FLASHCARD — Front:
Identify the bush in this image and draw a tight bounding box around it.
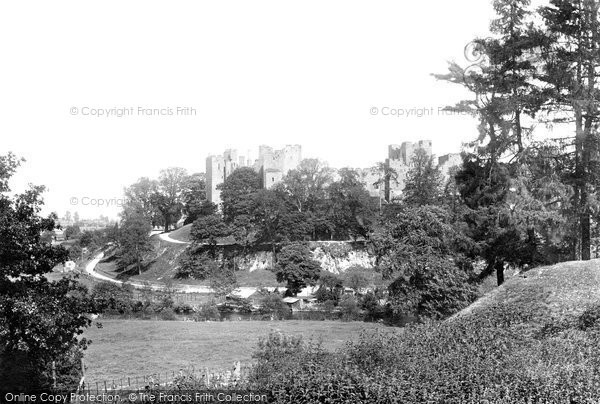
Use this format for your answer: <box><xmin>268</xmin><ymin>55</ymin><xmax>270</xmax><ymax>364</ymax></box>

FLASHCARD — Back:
<box><xmin>321</xmin><ymin>300</ymin><xmax>336</xmax><ymax>313</ymax></box>
<box><xmin>258</xmin><ymin>293</ymin><xmax>290</xmax><ymax>320</ymax></box>
<box><xmin>158</xmin><ymin>309</ymin><xmax>177</xmax><ymax>321</ymax></box>
<box><xmin>173</xmin><ymin>303</ymin><xmax>194</xmax><ymax>315</ymax></box>
<box><xmin>177</xmin><ymin>250</ymin><xmax>220</xmax><ymax>280</ymax></box>
<box><xmin>247</xmin><ymin>299</ymin><xmax>600</xmax><ymax>403</ymax></box>
<box><xmin>388</xmin><ymin>255</ymin><xmax>479</xmax><ymax>320</ymax></box>
<box><xmin>578</xmin><ymin>305</ymin><xmax>600</xmax><ymax>331</ymax></box>
<box><xmin>360</xmin><ymin>290</ymin><xmax>387</xmax><ymax>321</ymax></box>
<box><xmin>338</xmin><ymin>295</ymin><xmax>361</xmax><ymax>321</ymax></box>
<box><xmin>91</xmin><ymin>282</ymin><xmax>134</xmax><ymax>314</ymax></box>
<box><xmin>194</xmin><ymin>302</ymin><xmax>221</xmax><ymax>321</ymax></box>
<box><xmin>219</xmin><ymin>296</ymin><xmax>253</xmax><ymax>314</ymax></box>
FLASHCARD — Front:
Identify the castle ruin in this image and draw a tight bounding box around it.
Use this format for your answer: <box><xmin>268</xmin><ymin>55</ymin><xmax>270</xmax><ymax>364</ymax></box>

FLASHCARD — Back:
<box><xmin>357</xmin><ymin>140</ymin><xmax>461</xmax><ymax>201</ymax></box>
<box><xmin>206</xmin><ymin>145</ymin><xmax>302</xmax><ymax>205</ymax></box>
<box><xmin>206</xmin><ymin>141</ymin><xmax>461</xmax><ymax>206</ymax></box>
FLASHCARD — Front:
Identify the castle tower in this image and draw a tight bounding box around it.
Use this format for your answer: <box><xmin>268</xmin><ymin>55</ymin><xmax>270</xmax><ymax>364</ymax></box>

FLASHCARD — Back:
<box><xmin>206</xmin><ymin>155</ymin><xmax>225</xmax><ymax>205</ymax></box>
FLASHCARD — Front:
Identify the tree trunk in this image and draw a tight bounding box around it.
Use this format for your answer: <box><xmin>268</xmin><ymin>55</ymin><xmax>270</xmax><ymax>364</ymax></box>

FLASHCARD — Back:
<box><xmin>495</xmin><ymin>260</ymin><xmax>505</xmax><ymax>286</ymax></box>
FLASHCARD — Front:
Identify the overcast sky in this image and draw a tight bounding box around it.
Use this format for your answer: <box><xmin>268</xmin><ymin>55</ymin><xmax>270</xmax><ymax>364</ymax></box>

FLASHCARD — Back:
<box><xmin>1</xmin><ymin>1</ymin><xmax>551</xmax><ymax>219</ymax></box>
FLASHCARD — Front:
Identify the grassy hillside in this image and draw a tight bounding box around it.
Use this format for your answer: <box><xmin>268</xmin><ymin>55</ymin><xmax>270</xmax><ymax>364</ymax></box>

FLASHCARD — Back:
<box><xmin>168</xmin><ymin>224</ymin><xmax>192</xmax><ymax>242</ymax></box>
<box><xmin>94</xmin><ymin>235</ymin><xmax>284</xmax><ymax>287</ymax></box>
<box><xmin>251</xmin><ymin>259</ymin><xmax>600</xmax><ymax>403</ymax></box>
<box><xmin>453</xmin><ymin>259</ymin><xmax>600</xmax><ymax>324</ymax></box>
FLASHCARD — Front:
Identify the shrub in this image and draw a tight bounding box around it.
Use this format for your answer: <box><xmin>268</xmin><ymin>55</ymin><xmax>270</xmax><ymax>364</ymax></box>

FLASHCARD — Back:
<box><xmin>158</xmin><ymin>309</ymin><xmax>177</xmax><ymax>321</ymax></box>
<box><xmin>321</xmin><ymin>300</ymin><xmax>336</xmax><ymax>313</ymax></box>
<box><xmin>194</xmin><ymin>302</ymin><xmax>221</xmax><ymax>321</ymax></box>
<box><xmin>360</xmin><ymin>291</ymin><xmax>387</xmax><ymax>321</ymax></box>
<box><xmin>177</xmin><ymin>250</ymin><xmax>219</xmax><ymax>280</ymax></box>
<box><xmin>388</xmin><ymin>255</ymin><xmax>479</xmax><ymax>320</ymax></box>
<box><xmin>258</xmin><ymin>293</ymin><xmax>290</xmax><ymax>320</ymax></box>
<box><xmin>247</xmin><ymin>301</ymin><xmax>600</xmax><ymax>403</ymax></box>
<box><xmin>338</xmin><ymin>295</ymin><xmax>361</xmax><ymax>321</ymax></box>
<box><xmin>578</xmin><ymin>305</ymin><xmax>600</xmax><ymax>331</ymax></box>
<box><xmin>219</xmin><ymin>296</ymin><xmax>253</xmax><ymax>314</ymax></box>
<box><xmin>173</xmin><ymin>303</ymin><xmax>194</xmax><ymax>315</ymax></box>
<box><xmin>91</xmin><ymin>282</ymin><xmax>134</xmax><ymax>314</ymax></box>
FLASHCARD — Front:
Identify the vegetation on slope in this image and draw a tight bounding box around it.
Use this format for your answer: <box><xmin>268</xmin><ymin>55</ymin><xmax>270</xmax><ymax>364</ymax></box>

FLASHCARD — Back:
<box><xmin>244</xmin><ymin>260</ymin><xmax>600</xmax><ymax>403</ymax></box>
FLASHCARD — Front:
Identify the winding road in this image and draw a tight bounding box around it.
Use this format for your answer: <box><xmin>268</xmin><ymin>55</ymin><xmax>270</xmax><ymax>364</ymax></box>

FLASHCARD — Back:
<box><xmin>84</xmin><ymin>230</ymin><xmax>264</xmax><ymax>296</ymax></box>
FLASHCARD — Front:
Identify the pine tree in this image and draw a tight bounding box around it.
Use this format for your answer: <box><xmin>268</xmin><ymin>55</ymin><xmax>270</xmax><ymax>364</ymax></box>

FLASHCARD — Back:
<box><xmin>539</xmin><ymin>0</ymin><xmax>600</xmax><ymax>260</ymax></box>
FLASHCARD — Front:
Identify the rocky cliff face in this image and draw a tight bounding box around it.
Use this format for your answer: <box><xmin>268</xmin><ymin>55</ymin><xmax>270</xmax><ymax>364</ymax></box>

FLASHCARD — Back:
<box><xmin>234</xmin><ymin>242</ymin><xmax>375</xmax><ymax>274</ymax></box>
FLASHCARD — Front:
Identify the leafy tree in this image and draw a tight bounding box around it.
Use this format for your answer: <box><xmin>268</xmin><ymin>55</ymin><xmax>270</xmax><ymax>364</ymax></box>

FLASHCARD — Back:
<box><xmin>153</xmin><ymin>167</ymin><xmax>188</xmax><ymax>231</ymax></box>
<box><xmin>326</xmin><ymin>168</ymin><xmax>377</xmax><ymax>240</ymax></box>
<box><xmin>209</xmin><ymin>262</ymin><xmax>238</xmax><ymax>298</ymax></box>
<box><xmin>0</xmin><ymin>153</ymin><xmax>95</xmax><ymax>390</ymax></box>
<box><xmin>315</xmin><ymin>273</ymin><xmax>343</xmax><ymax>303</ymax></box>
<box><xmin>252</xmin><ymin>188</ymin><xmax>309</xmax><ymax>248</ymax></box>
<box><xmin>123</xmin><ymin>177</ymin><xmax>161</xmax><ymax>227</ymax></box>
<box><xmin>338</xmin><ymin>295</ymin><xmax>361</xmax><ymax>321</ymax></box>
<box><xmin>281</xmin><ymin>159</ymin><xmax>333</xmax><ymax>213</ymax></box>
<box><xmin>374</xmin><ymin>161</ymin><xmax>398</xmax><ymax>204</ymax></box>
<box><xmin>64</xmin><ymin>224</ymin><xmax>81</xmax><ymax>240</ymax></box>
<box><xmin>280</xmin><ymin>159</ymin><xmax>334</xmax><ymax>240</ymax></box>
<box><xmin>190</xmin><ymin>214</ymin><xmax>231</xmax><ymax>256</ymax></box>
<box><xmin>403</xmin><ymin>149</ymin><xmax>444</xmax><ymax>206</ymax></box>
<box><xmin>118</xmin><ymin>213</ymin><xmax>153</xmax><ymax>275</ymax></box>
<box><xmin>258</xmin><ymin>292</ymin><xmax>290</xmax><ymax>319</ymax></box>
<box><xmin>218</xmin><ymin>167</ymin><xmax>261</xmax><ymax>223</ymax></box>
<box><xmin>182</xmin><ymin>172</ymin><xmax>208</xmax><ymax>224</ymax></box>
<box><xmin>176</xmin><ymin>249</ymin><xmax>219</xmax><ymax>280</ymax></box>
<box><xmin>274</xmin><ymin>243</ymin><xmax>321</xmax><ymax>295</ymax></box>
<box><xmin>370</xmin><ymin>205</ymin><xmax>478</xmax><ymax>318</ymax></box>
<box><xmin>345</xmin><ymin>271</ymin><xmax>368</xmax><ymax>293</ymax></box>
<box><xmin>68</xmin><ymin>242</ymin><xmax>83</xmax><ymax>261</ymax></box>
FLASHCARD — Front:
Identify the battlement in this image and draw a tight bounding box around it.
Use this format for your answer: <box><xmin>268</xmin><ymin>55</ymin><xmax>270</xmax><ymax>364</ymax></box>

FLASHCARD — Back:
<box><xmin>207</xmin><ymin>145</ymin><xmax>302</xmax><ymax>205</ymax></box>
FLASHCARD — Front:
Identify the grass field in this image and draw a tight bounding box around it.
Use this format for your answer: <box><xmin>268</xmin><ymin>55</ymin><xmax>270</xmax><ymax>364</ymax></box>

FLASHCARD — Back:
<box><xmin>82</xmin><ymin>319</ymin><xmax>390</xmax><ymax>383</ymax></box>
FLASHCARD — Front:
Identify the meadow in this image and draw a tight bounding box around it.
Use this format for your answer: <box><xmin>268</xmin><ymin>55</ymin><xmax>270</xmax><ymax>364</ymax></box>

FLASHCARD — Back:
<box><xmin>82</xmin><ymin>319</ymin><xmax>389</xmax><ymax>383</ymax></box>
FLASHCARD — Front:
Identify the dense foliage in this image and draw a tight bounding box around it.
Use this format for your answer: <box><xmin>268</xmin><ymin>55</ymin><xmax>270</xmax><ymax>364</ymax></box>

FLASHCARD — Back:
<box><xmin>0</xmin><ymin>153</ymin><xmax>96</xmax><ymax>390</ymax></box>
<box><xmin>248</xmin><ymin>301</ymin><xmax>600</xmax><ymax>403</ymax></box>
<box><xmin>273</xmin><ymin>243</ymin><xmax>321</xmax><ymax>295</ymax></box>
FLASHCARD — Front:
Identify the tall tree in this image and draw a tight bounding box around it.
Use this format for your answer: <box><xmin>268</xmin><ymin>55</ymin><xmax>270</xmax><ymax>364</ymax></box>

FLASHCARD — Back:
<box><xmin>403</xmin><ymin>149</ymin><xmax>444</xmax><ymax>206</ymax></box>
<box><xmin>280</xmin><ymin>159</ymin><xmax>334</xmax><ymax>240</ymax></box>
<box><xmin>153</xmin><ymin>167</ymin><xmax>188</xmax><ymax>231</ymax></box>
<box><xmin>123</xmin><ymin>177</ymin><xmax>161</xmax><ymax>226</ymax></box>
<box><xmin>218</xmin><ymin>167</ymin><xmax>261</xmax><ymax>223</ymax></box>
<box><xmin>0</xmin><ymin>153</ymin><xmax>95</xmax><ymax>389</ymax></box>
<box><xmin>326</xmin><ymin>168</ymin><xmax>377</xmax><ymax>240</ymax></box>
<box><xmin>181</xmin><ymin>172</ymin><xmax>208</xmax><ymax>225</ymax></box>
<box><xmin>274</xmin><ymin>243</ymin><xmax>321</xmax><ymax>296</ymax></box>
<box><xmin>118</xmin><ymin>213</ymin><xmax>153</xmax><ymax>275</ymax></box>
<box><xmin>540</xmin><ymin>0</ymin><xmax>600</xmax><ymax>260</ymax></box>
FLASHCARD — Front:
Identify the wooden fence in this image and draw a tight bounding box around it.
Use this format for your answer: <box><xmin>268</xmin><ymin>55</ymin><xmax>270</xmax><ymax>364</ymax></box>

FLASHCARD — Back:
<box><xmin>79</xmin><ymin>362</ymin><xmax>253</xmax><ymax>393</ymax></box>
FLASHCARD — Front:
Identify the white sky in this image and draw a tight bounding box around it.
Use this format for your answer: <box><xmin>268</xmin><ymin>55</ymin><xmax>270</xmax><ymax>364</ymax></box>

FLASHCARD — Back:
<box><xmin>0</xmin><ymin>0</ymin><xmax>552</xmax><ymax>219</ymax></box>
